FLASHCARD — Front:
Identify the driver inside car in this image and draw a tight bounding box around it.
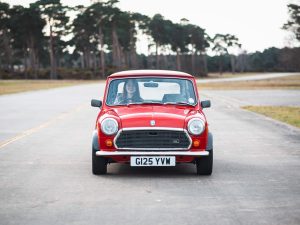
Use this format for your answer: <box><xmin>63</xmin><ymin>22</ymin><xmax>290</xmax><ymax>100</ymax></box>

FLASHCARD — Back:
<box><xmin>114</xmin><ymin>79</ymin><xmax>143</xmax><ymax>104</ymax></box>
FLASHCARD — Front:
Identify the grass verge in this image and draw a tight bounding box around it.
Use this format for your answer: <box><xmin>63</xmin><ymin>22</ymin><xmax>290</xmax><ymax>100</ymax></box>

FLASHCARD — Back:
<box><xmin>0</xmin><ymin>80</ymin><xmax>99</xmax><ymax>95</ymax></box>
<box><xmin>242</xmin><ymin>106</ymin><xmax>300</xmax><ymax>128</ymax></box>
<box><xmin>207</xmin><ymin>72</ymin><xmax>262</xmax><ymax>79</ymax></box>
<box><xmin>198</xmin><ymin>74</ymin><xmax>300</xmax><ymax>90</ymax></box>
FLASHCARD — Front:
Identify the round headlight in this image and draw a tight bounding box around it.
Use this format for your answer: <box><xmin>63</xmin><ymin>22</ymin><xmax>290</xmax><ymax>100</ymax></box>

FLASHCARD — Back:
<box><xmin>188</xmin><ymin>118</ymin><xmax>205</xmax><ymax>135</ymax></box>
<box><xmin>101</xmin><ymin>118</ymin><xmax>118</xmax><ymax>135</ymax></box>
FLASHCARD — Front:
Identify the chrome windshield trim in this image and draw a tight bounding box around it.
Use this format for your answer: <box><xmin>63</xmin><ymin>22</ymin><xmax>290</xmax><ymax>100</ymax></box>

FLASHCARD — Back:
<box><xmin>105</xmin><ymin>77</ymin><xmax>198</xmax><ymax>107</ymax></box>
<box><xmin>113</xmin><ymin>127</ymin><xmax>192</xmax><ymax>150</ymax></box>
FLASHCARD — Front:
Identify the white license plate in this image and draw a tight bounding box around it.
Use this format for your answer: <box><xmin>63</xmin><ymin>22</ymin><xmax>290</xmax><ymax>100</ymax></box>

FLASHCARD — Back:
<box><xmin>130</xmin><ymin>156</ymin><xmax>176</xmax><ymax>167</ymax></box>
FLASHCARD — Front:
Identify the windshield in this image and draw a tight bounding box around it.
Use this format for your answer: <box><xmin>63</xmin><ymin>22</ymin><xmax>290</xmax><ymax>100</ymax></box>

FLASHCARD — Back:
<box><xmin>106</xmin><ymin>77</ymin><xmax>197</xmax><ymax>106</ymax></box>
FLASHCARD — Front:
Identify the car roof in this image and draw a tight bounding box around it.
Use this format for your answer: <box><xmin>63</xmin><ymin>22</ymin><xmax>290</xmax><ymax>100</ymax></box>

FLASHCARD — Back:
<box><xmin>108</xmin><ymin>70</ymin><xmax>194</xmax><ymax>78</ymax></box>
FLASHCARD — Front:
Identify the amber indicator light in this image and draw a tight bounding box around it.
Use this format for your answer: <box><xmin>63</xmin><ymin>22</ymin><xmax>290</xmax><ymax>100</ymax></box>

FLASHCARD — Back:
<box><xmin>193</xmin><ymin>140</ymin><xmax>200</xmax><ymax>147</ymax></box>
<box><xmin>105</xmin><ymin>139</ymin><xmax>113</xmax><ymax>147</ymax></box>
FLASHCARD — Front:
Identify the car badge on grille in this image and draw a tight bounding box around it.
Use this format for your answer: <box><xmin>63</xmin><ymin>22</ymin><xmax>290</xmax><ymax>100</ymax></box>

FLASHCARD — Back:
<box><xmin>172</xmin><ymin>139</ymin><xmax>180</xmax><ymax>144</ymax></box>
<box><xmin>150</xmin><ymin>120</ymin><xmax>155</xmax><ymax>126</ymax></box>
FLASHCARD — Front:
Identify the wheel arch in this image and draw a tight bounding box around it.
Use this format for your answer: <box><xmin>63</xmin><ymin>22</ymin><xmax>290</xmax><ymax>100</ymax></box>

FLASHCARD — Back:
<box><xmin>92</xmin><ymin>130</ymin><xmax>99</xmax><ymax>151</ymax></box>
<box><xmin>206</xmin><ymin>132</ymin><xmax>213</xmax><ymax>151</ymax></box>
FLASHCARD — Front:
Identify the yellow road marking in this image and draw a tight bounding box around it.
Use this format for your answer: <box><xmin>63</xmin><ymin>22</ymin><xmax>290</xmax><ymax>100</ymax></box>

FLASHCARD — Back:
<box><xmin>0</xmin><ymin>103</ymin><xmax>87</xmax><ymax>149</ymax></box>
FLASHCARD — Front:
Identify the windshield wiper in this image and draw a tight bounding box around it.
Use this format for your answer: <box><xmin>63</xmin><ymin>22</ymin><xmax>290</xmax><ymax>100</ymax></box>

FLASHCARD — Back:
<box><xmin>139</xmin><ymin>102</ymin><xmax>164</xmax><ymax>105</ymax></box>
<box><xmin>126</xmin><ymin>102</ymin><xmax>163</xmax><ymax>106</ymax></box>
<box><xmin>163</xmin><ymin>102</ymin><xmax>193</xmax><ymax>106</ymax></box>
<box><xmin>126</xmin><ymin>102</ymin><xmax>139</xmax><ymax>106</ymax></box>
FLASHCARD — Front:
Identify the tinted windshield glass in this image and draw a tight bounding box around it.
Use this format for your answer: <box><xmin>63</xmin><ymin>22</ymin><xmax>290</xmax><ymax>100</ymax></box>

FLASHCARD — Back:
<box><xmin>106</xmin><ymin>78</ymin><xmax>197</xmax><ymax>106</ymax></box>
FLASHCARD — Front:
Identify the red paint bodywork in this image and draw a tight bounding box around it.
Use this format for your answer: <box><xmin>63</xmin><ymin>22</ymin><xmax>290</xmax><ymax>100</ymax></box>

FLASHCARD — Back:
<box><xmin>94</xmin><ymin>70</ymin><xmax>209</xmax><ymax>163</ymax></box>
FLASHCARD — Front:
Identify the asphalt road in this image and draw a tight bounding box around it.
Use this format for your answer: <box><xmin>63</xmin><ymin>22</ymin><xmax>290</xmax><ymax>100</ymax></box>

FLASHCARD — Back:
<box><xmin>197</xmin><ymin>72</ymin><xmax>299</xmax><ymax>83</ymax></box>
<box><xmin>201</xmin><ymin>89</ymin><xmax>300</xmax><ymax>107</ymax></box>
<box><xmin>0</xmin><ymin>80</ymin><xmax>300</xmax><ymax>225</ymax></box>
<box><xmin>0</xmin><ymin>83</ymin><xmax>103</xmax><ymax>143</ymax></box>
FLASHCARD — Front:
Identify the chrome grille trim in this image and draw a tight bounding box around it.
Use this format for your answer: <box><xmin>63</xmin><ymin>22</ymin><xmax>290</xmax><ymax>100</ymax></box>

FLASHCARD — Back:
<box><xmin>113</xmin><ymin>127</ymin><xmax>192</xmax><ymax>150</ymax></box>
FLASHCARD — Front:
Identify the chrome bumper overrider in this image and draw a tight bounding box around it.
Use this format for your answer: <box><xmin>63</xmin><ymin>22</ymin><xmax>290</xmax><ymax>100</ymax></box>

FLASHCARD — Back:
<box><xmin>96</xmin><ymin>151</ymin><xmax>209</xmax><ymax>156</ymax></box>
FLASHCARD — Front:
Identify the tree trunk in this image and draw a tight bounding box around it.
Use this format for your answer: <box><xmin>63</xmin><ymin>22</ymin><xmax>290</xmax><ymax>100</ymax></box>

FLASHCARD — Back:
<box><xmin>57</xmin><ymin>52</ymin><xmax>61</xmax><ymax>68</ymax></box>
<box><xmin>112</xmin><ymin>23</ymin><xmax>121</xmax><ymax>69</ymax></box>
<box><xmin>49</xmin><ymin>25</ymin><xmax>57</xmax><ymax>79</ymax></box>
<box><xmin>2</xmin><ymin>31</ymin><xmax>13</xmax><ymax>71</ymax></box>
<box><xmin>119</xmin><ymin>46</ymin><xmax>125</xmax><ymax>68</ymax></box>
<box><xmin>199</xmin><ymin>51</ymin><xmax>208</xmax><ymax>76</ymax></box>
<box><xmin>29</xmin><ymin>36</ymin><xmax>38</xmax><ymax>79</ymax></box>
<box><xmin>83</xmin><ymin>50</ymin><xmax>87</xmax><ymax>69</ymax></box>
<box><xmin>80</xmin><ymin>53</ymin><xmax>84</xmax><ymax>69</ymax></box>
<box><xmin>219</xmin><ymin>55</ymin><xmax>223</xmax><ymax>75</ymax></box>
<box><xmin>86</xmin><ymin>49</ymin><xmax>91</xmax><ymax>69</ymax></box>
<box><xmin>129</xmin><ymin>28</ymin><xmax>138</xmax><ymax>69</ymax></box>
<box><xmin>36</xmin><ymin>49</ymin><xmax>40</xmax><ymax>72</ymax></box>
<box><xmin>23</xmin><ymin>48</ymin><xmax>28</xmax><ymax>79</ymax></box>
<box><xmin>191</xmin><ymin>48</ymin><xmax>195</xmax><ymax>75</ymax></box>
<box><xmin>156</xmin><ymin>42</ymin><xmax>160</xmax><ymax>69</ymax></box>
<box><xmin>92</xmin><ymin>51</ymin><xmax>96</xmax><ymax>79</ymax></box>
<box><xmin>162</xmin><ymin>54</ymin><xmax>165</xmax><ymax>69</ymax></box>
<box><xmin>230</xmin><ymin>55</ymin><xmax>236</xmax><ymax>74</ymax></box>
<box><xmin>241</xmin><ymin>54</ymin><xmax>246</xmax><ymax>73</ymax></box>
<box><xmin>129</xmin><ymin>45</ymin><xmax>138</xmax><ymax>69</ymax></box>
<box><xmin>32</xmin><ymin>51</ymin><xmax>37</xmax><ymax>79</ymax></box>
<box><xmin>130</xmin><ymin>48</ymin><xmax>138</xmax><ymax>69</ymax></box>
<box><xmin>203</xmin><ymin>53</ymin><xmax>208</xmax><ymax>76</ymax></box>
<box><xmin>176</xmin><ymin>48</ymin><xmax>181</xmax><ymax>70</ymax></box>
<box><xmin>84</xmin><ymin>49</ymin><xmax>89</xmax><ymax>69</ymax></box>
<box><xmin>98</xmin><ymin>26</ymin><xmax>105</xmax><ymax>77</ymax></box>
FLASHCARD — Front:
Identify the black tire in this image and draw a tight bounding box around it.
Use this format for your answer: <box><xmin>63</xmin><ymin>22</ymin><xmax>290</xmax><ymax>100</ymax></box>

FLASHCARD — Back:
<box><xmin>92</xmin><ymin>150</ymin><xmax>107</xmax><ymax>175</ymax></box>
<box><xmin>196</xmin><ymin>149</ymin><xmax>213</xmax><ymax>175</ymax></box>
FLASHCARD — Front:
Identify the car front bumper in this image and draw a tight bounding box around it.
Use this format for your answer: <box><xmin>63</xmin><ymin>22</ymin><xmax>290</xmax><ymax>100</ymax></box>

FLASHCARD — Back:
<box><xmin>96</xmin><ymin>151</ymin><xmax>209</xmax><ymax>156</ymax></box>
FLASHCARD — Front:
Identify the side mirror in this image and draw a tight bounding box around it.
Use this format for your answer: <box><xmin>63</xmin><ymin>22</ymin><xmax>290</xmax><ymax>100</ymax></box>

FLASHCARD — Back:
<box><xmin>201</xmin><ymin>100</ymin><xmax>211</xmax><ymax>108</ymax></box>
<box><xmin>91</xmin><ymin>99</ymin><xmax>102</xmax><ymax>108</ymax></box>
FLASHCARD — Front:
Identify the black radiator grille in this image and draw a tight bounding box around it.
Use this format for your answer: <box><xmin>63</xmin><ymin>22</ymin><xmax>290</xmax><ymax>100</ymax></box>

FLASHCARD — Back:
<box><xmin>115</xmin><ymin>129</ymin><xmax>191</xmax><ymax>149</ymax></box>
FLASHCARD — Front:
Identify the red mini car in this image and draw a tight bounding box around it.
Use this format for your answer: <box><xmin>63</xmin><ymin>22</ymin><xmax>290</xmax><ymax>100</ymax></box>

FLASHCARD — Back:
<box><xmin>91</xmin><ymin>70</ymin><xmax>213</xmax><ymax>175</ymax></box>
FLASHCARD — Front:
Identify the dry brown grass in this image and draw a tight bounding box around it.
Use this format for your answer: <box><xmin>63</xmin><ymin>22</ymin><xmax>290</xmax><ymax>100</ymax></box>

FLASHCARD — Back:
<box><xmin>243</xmin><ymin>106</ymin><xmax>300</xmax><ymax>128</ymax></box>
<box><xmin>0</xmin><ymin>80</ymin><xmax>99</xmax><ymax>95</ymax></box>
<box><xmin>198</xmin><ymin>74</ymin><xmax>300</xmax><ymax>90</ymax></box>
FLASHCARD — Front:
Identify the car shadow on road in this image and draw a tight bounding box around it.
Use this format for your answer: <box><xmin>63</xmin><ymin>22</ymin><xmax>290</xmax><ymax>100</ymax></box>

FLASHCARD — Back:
<box><xmin>99</xmin><ymin>163</ymin><xmax>212</xmax><ymax>178</ymax></box>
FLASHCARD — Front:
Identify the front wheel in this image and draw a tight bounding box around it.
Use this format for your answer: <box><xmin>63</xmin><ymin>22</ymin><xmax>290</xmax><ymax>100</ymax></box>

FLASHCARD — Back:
<box><xmin>196</xmin><ymin>149</ymin><xmax>213</xmax><ymax>175</ymax></box>
<box><xmin>92</xmin><ymin>151</ymin><xmax>107</xmax><ymax>175</ymax></box>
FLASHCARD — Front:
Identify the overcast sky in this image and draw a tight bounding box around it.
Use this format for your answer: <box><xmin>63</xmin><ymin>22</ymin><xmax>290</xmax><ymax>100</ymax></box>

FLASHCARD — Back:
<box><xmin>3</xmin><ymin>0</ymin><xmax>298</xmax><ymax>54</ymax></box>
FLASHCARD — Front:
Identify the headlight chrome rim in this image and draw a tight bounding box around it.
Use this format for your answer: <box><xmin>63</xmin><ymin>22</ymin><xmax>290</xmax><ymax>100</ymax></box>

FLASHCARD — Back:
<box><xmin>101</xmin><ymin>118</ymin><xmax>119</xmax><ymax>135</ymax></box>
<box><xmin>187</xmin><ymin>118</ymin><xmax>205</xmax><ymax>135</ymax></box>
